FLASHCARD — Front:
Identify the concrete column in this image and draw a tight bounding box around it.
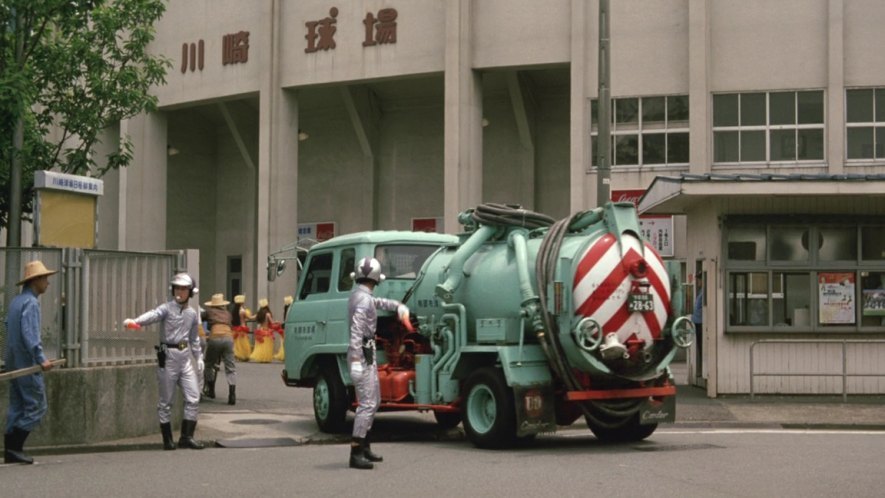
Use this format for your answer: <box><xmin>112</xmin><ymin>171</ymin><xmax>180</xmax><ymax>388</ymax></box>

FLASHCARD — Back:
<box><xmin>444</xmin><ymin>0</ymin><xmax>483</xmax><ymax>233</ymax></box>
<box><xmin>255</xmin><ymin>0</ymin><xmax>291</xmax><ymax>304</ymax></box>
<box><xmin>266</xmin><ymin>90</ymin><xmax>299</xmax><ymax>306</ymax></box>
<box><xmin>688</xmin><ymin>0</ymin><xmax>711</xmax><ymax>174</ymax></box>
<box><xmin>124</xmin><ymin>112</ymin><xmax>167</xmax><ymax>251</ymax></box>
<box><xmin>570</xmin><ymin>0</ymin><xmax>592</xmax><ymax>211</ymax></box>
<box><xmin>827</xmin><ymin>0</ymin><xmax>844</xmax><ymax>174</ymax></box>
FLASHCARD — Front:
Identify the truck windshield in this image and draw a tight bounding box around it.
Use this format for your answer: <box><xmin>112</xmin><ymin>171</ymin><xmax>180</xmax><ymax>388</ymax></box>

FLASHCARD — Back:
<box><xmin>374</xmin><ymin>245</ymin><xmax>439</xmax><ymax>280</ymax></box>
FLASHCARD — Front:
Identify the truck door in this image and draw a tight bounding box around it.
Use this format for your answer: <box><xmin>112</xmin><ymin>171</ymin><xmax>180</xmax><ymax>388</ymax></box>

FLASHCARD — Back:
<box><xmin>325</xmin><ymin>248</ymin><xmax>356</xmax><ymax>346</ymax></box>
<box><xmin>291</xmin><ymin>251</ymin><xmax>335</xmax><ymax>348</ymax></box>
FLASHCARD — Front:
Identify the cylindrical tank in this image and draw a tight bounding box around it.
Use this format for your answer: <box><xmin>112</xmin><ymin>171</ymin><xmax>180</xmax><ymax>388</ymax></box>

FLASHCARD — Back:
<box><xmin>408</xmin><ymin>204</ymin><xmax>675</xmax><ymax>381</ymax></box>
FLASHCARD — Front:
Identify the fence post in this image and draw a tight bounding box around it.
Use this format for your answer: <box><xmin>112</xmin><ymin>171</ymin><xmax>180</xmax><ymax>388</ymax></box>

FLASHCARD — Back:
<box><xmin>842</xmin><ymin>341</ymin><xmax>847</xmax><ymax>403</ymax></box>
<box><xmin>749</xmin><ymin>341</ymin><xmax>756</xmax><ymax>400</ymax></box>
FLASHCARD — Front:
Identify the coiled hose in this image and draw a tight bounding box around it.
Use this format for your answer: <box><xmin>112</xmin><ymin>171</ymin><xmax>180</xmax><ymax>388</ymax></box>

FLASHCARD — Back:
<box><xmin>470</xmin><ymin>203</ymin><xmax>556</xmax><ymax>230</ymax></box>
<box><xmin>535</xmin><ymin>211</ymin><xmax>642</xmax><ymax>428</ymax></box>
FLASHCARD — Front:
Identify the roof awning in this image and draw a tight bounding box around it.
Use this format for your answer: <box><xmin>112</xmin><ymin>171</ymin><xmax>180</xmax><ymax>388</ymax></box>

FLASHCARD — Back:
<box><xmin>638</xmin><ymin>173</ymin><xmax>885</xmax><ymax>215</ymax></box>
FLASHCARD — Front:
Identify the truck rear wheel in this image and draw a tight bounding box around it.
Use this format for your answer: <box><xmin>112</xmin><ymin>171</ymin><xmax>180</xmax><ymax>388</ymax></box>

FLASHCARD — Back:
<box><xmin>462</xmin><ymin>367</ymin><xmax>516</xmax><ymax>449</ymax></box>
<box><xmin>586</xmin><ymin>413</ymin><xmax>657</xmax><ymax>443</ymax></box>
<box><xmin>314</xmin><ymin>366</ymin><xmax>348</xmax><ymax>433</ymax></box>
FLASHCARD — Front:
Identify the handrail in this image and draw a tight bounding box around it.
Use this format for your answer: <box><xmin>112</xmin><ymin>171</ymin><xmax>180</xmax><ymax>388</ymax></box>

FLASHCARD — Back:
<box><xmin>749</xmin><ymin>339</ymin><xmax>885</xmax><ymax>401</ymax></box>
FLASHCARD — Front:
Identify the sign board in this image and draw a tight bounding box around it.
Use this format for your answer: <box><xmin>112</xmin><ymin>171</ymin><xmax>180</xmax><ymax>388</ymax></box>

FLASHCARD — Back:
<box><xmin>34</xmin><ymin>171</ymin><xmax>103</xmax><ymax>249</ymax></box>
<box><xmin>411</xmin><ymin>217</ymin><xmax>444</xmax><ymax>233</ymax></box>
<box><xmin>298</xmin><ymin>222</ymin><xmax>336</xmax><ymax>242</ymax></box>
<box><xmin>818</xmin><ymin>272</ymin><xmax>856</xmax><ymax>325</ymax></box>
<box><xmin>611</xmin><ymin>189</ymin><xmax>674</xmax><ymax>257</ymax></box>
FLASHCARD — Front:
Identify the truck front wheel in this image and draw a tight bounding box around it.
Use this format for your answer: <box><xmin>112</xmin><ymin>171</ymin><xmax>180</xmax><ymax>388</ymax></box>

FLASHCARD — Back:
<box><xmin>313</xmin><ymin>367</ymin><xmax>348</xmax><ymax>433</ymax></box>
<box><xmin>462</xmin><ymin>367</ymin><xmax>516</xmax><ymax>449</ymax></box>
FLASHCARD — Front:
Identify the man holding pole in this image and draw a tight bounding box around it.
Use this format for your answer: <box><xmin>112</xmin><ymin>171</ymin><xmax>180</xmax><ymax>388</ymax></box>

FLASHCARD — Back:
<box><xmin>4</xmin><ymin>260</ymin><xmax>57</xmax><ymax>464</ymax></box>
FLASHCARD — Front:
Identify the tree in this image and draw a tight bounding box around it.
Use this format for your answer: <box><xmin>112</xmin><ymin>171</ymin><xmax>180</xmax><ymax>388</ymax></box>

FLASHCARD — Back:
<box><xmin>0</xmin><ymin>0</ymin><xmax>170</xmax><ymax>232</ymax></box>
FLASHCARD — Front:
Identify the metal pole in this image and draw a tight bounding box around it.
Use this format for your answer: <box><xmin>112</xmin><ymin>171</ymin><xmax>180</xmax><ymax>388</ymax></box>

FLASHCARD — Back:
<box><xmin>595</xmin><ymin>0</ymin><xmax>611</xmax><ymax>207</ymax></box>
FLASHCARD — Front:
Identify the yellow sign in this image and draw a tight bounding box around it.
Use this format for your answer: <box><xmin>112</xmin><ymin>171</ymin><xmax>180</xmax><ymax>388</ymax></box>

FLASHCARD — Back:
<box><xmin>34</xmin><ymin>171</ymin><xmax>102</xmax><ymax>248</ymax></box>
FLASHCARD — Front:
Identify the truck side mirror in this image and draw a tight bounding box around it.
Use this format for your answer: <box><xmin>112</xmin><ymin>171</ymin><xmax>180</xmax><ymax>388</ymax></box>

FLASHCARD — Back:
<box><xmin>268</xmin><ymin>258</ymin><xmax>286</xmax><ymax>282</ymax></box>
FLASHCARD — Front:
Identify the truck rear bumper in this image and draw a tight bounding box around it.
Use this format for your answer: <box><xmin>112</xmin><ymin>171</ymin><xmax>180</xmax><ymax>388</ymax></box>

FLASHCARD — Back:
<box><xmin>564</xmin><ymin>384</ymin><xmax>676</xmax><ymax>401</ymax></box>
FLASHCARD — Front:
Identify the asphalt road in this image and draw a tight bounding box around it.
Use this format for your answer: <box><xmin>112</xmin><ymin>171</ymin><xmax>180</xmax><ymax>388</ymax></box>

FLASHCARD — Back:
<box><xmin>3</xmin><ymin>429</ymin><xmax>884</xmax><ymax>497</ymax></box>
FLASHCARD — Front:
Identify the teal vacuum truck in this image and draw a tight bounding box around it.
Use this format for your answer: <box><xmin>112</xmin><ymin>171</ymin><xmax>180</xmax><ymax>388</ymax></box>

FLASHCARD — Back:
<box><xmin>282</xmin><ymin>202</ymin><xmax>694</xmax><ymax>448</ymax></box>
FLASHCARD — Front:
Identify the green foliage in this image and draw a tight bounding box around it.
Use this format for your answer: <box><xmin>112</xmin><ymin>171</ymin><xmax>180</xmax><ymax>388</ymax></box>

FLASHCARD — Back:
<box><xmin>0</xmin><ymin>0</ymin><xmax>170</xmax><ymax>229</ymax></box>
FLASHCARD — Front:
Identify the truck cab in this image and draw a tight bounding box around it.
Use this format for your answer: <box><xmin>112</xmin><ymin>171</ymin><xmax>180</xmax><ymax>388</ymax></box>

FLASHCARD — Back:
<box><xmin>282</xmin><ymin>231</ymin><xmax>458</xmax><ymax>432</ymax></box>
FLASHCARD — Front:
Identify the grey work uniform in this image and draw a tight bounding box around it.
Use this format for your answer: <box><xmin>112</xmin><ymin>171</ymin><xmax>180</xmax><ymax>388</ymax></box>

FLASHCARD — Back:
<box><xmin>347</xmin><ymin>284</ymin><xmax>401</xmax><ymax>439</ymax></box>
<box><xmin>133</xmin><ymin>300</ymin><xmax>202</xmax><ymax>423</ymax></box>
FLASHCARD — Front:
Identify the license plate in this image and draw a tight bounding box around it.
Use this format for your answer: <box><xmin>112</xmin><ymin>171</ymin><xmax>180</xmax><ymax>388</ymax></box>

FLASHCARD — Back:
<box><xmin>628</xmin><ymin>293</ymin><xmax>654</xmax><ymax>312</ymax></box>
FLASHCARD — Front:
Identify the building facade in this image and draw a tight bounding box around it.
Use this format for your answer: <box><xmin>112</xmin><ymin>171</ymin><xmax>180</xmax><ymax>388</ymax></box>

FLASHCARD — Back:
<box><xmin>58</xmin><ymin>0</ymin><xmax>885</xmax><ymax>394</ymax></box>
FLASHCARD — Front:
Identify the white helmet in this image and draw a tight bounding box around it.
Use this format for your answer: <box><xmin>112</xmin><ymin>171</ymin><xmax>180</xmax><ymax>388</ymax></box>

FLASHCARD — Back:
<box><xmin>170</xmin><ymin>272</ymin><xmax>198</xmax><ymax>297</ymax></box>
<box><xmin>351</xmin><ymin>257</ymin><xmax>385</xmax><ymax>284</ymax></box>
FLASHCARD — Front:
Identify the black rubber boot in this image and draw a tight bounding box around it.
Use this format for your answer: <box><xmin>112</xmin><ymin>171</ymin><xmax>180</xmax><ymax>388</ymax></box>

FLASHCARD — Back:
<box><xmin>178</xmin><ymin>419</ymin><xmax>204</xmax><ymax>450</ymax></box>
<box><xmin>202</xmin><ymin>379</ymin><xmax>216</xmax><ymax>400</ymax></box>
<box><xmin>363</xmin><ymin>431</ymin><xmax>383</xmax><ymax>462</ymax></box>
<box><xmin>160</xmin><ymin>422</ymin><xmax>177</xmax><ymax>450</ymax></box>
<box><xmin>349</xmin><ymin>438</ymin><xmax>373</xmax><ymax>470</ymax></box>
<box><xmin>228</xmin><ymin>385</ymin><xmax>236</xmax><ymax>406</ymax></box>
<box><xmin>4</xmin><ymin>428</ymin><xmax>34</xmax><ymax>464</ymax></box>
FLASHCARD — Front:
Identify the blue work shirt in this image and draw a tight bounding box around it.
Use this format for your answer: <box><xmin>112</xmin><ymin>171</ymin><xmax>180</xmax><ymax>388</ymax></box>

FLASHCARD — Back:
<box><xmin>4</xmin><ymin>287</ymin><xmax>47</xmax><ymax>370</ymax></box>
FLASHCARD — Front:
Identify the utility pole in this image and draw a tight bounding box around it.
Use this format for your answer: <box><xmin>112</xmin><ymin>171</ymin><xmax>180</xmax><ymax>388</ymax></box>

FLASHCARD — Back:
<box><xmin>595</xmin><ymin>0</ymin><xmax>611</xmax><ymax>206</ymax></box>
<box><xmin>4</xmin><ymin>7</ymin><xmax>24</xmax><ymax>347</ymax></box>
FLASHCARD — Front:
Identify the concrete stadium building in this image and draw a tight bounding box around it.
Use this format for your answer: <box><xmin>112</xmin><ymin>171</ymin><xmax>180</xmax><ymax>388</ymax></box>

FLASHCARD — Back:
<box><xmin>22</xmin><ymin>1</ymin><xmax>885</xmax><ymax>395</ymax></box>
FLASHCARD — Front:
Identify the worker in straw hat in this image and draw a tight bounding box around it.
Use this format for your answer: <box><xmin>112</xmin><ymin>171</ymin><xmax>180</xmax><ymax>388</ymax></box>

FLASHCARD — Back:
<box><xmin>4</xmin><ymin>260</ymin><xmax>58</xmax><ymax>464</ymax></box>
<box><xmin>201</xmin><ymin>293</ymin><xmax>238</xmax><ymax>405</ymax></box>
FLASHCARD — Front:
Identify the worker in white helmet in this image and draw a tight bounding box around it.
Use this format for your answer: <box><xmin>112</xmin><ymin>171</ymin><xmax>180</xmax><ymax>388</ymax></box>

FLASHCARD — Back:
<box><xmin>124</xmin><ymin>272</ymin><xmax>204</xmax><ymax>450</ymax></box>
<box><xmin>347</xmin><ymin>257</ymin><xmax>410</xmax><ymax>470</ymax></box>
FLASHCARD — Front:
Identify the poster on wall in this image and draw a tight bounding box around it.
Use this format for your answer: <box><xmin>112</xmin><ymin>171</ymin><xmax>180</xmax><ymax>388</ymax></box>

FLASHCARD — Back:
<box><xmin>298</xmin><ymin>222</ymin><xmax>336</xmax><ymax>243</ymax></box>
<box><xmin>818</xmin><ymin>272</ymin><xmax>856</xmax><ymax>325</ymax></box>
<box><xmin>862</xmin><ymin>290</ymin><xmax>885</xmax><ymax>316</ymax></box>
<box><xmin>611</xmin><ymin>189</ymin><xmax>674</xmax><ymax>257</ymax></box>
<box><xmin>412</xmin><ymin>217</ymin><xmax>444</xmax><ymax>233</ymax></box>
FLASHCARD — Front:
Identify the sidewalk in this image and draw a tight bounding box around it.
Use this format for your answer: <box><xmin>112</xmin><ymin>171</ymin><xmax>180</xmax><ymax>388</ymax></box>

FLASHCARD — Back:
<box><xmin>29</xmin><ymin>362</ymin><xmax>885</xmax><ymax>455</ymax></box>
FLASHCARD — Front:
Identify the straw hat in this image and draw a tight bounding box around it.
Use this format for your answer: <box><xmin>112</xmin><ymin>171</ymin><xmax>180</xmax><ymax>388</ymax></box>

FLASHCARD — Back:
<box><xmin>284</xmin><ymin>295</ymin><xmax>294</xmax><ymax>306</ymax></box>
<box><xmin>234</xmin><ymin>295</ymin><xmax>246</xmax><ymax>304</ymax></box>
<box><xmin>17</xmin><ymin>260</ymin><xmax>58</xmax><ymax>286</ymax></box>
<box><xmin>258</xmin><ymin>298</ymin><xmax>269</xmax><ymax>309</ymax></box>
<box><xmin>204</xmin><ymin>293</ymin><xmax>230</xmax><ymax>307</ymax></box>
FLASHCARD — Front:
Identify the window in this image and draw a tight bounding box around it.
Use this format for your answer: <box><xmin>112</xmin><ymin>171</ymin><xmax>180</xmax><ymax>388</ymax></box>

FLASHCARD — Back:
<box><xmin>724</xmin><ymin>220</ymin><xmax>884</xmax><ymax>331</ymax></box>
<box><xmin>591</xmin><ymin>95</ymin><xmax>689</xmax><ymax>168</ymax></box>
<box><xmin>338</xmin><ymin>249</ymin><xmax>355</xmax><ymax>292</ymax></box>
<box><xmin>299</xmin><ymin>252</ymin><xmax>332</xmax><ymax>299</ymax></box>
<box><xmin>713</xmin><ymin>90</ymin><xmax>825</xmax><ymax>164</ymax></box>
<box><xmin>374</xmin><ymin>245</ymin><xmax>439</xmax><ymax>279</ymax></box>
<box><xmin>846</xmin><ymin>88</ymin><xmax>885</xmax><ymax>160</ymax></box>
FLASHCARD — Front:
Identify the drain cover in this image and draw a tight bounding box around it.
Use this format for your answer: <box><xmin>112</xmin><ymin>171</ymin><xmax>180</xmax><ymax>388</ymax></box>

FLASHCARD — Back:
<box><xmin>215</xmin><ymin>437</ymin><xmax>300</xmax><ymax>448</ymax></box>
<box><xmin>229</xmin><ymin>418</ymin><xmax>281</xmax><ymax>426</ymax></box>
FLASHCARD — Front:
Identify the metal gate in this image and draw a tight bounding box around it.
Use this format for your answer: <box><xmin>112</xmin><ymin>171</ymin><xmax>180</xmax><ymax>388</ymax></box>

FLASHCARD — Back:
<box><xmin>2</xmin><ymin>248</ymin><xmax>186</xmax><ymax>369</ymax></box>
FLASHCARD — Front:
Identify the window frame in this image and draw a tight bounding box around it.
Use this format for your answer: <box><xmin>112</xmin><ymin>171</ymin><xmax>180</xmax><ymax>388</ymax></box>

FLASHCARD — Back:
<box><xmin>590</xmin><ymin>94</ymin><xmax>690</xmax><ymax>170</ymax></box>
<box><xmin>723</xmin><ymin>217</ymin><xmax>885</xmax><ymax>333</ymax></box>
<box><xmin>712</xmin><ymin>90</ymin><xmax>826</xmax><ymax>166</ymax></box>
<box><xmin>845</xmin><ymin>87</ymin><xmax>885</xmax><ymax>163</ymax></box>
